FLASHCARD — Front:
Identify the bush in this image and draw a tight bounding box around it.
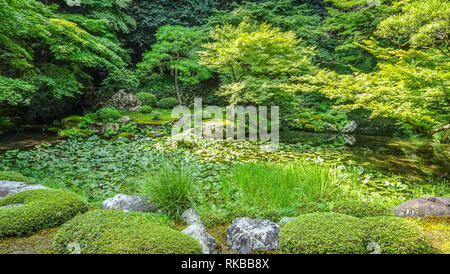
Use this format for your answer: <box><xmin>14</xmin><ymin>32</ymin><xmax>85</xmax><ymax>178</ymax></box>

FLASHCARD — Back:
<box><xmin>157</xmin><ymin>97</ymin><xmax>179</xmax><ymax>109</ymax></box>
<box><xmin>58</xmin><ymin>129</ymin><xmax>90</xmax><ymax>139</ymax></box>
<box><xmin>96</xmin><ymin>108</ymin><xmax>122</xmax><ymax>121</ymax></box>
<box><xmin>61</xmin><ymin>116</ymin><xmax>85</xmax><ymax>129</ymax></box>
<box><xmin>139</xmin><ymin>105</ymin><xmax>153</xmax><ymax>114</ymax></box>
<box><xmin>0</xmin><ymin>171</ymin><xmax>28</xmax><ymax>182</ymax></box>
<box><xmin>151</xmin><ymin>111</ymin><xmax>161</xmax><ymax>120</ymax></box>
<box><xmin>279</xmin><ymin>212</ymin><xmax>368</xmax><ymax>254</ymax></box>
<box><xmin>140</xmin><ymin>160</ymin><xmax>197</xmax><ymax>218</ymax></box>
<box><xmin>137</xmin><ymin>92</ymin><xmax>157</xmax><ymax>107</ymax></box>
<box><xmin>332</xmin><ymin>200</ymin><xmax>394</xmax><ymax>218</ymax></box>
<box><xmin>0</xmin><ymin>189</ymin><xmax>88</xmax><ymax>238</ymax></box>
<box><xmin>364</xmin><ymin>216</ymin><xmax>431</xmax><ymax>254</ymax></box>
<box><xmin>53</xmin><ymin>210</ymin><xmax>202</xmax><ymax>254</ymax></box>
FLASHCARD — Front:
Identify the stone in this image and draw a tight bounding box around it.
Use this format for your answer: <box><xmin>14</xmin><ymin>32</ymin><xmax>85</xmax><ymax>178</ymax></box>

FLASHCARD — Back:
<box><xmin>104</xmin><ymin>90</ymin><xmax>141</xmax><ymax>112</ymax></box>
<box><xmin>342</xmin><ymin>121</ymin><xmax>358</xmax><ymax>133</ymax></box>
<box><xmin>87</xmin><ymin>123</ymin><xmax>120</xmax><ymax>136</ymax></box>
<box><xmin>119</xmin><ymin>116</ymin><xmax>133</xmax><ymax>123</ymax></box>
<box><xmin>181</xmin><ymin>208</ymin><xmax>202</xmax><ymax>225</ymax></box>
<box><xmin>279</xmin><ymin>217</ymin><xmax>295</xmax><ymax>225</ymax></box>
<box><xmin>226</xmin><ymin>217</ymin><xmax>280</xmax><ymax>254</ymax></box>
<box><xmin>394</xmin><ymin>197</ymin><xmax>450</xmax><ymax>217</ymax></box>
<box><xmin>0</xmin><ymin>181</ymin><xmax>48</xmax><ymax>199</ymax></box>
<box><xmin>325</xmin><ymin>123</ymin><xmax>338</xmax><ymax>132</ymax></box>
<box><xmin>182</xmin><ymin>224</ymin><xmax>217</xmax><ymax>254</ymax></box>
<box><xmin>343</xmin><ymin>134</ymin><xmax>356</xmax><ymax>145</ymax></box>
<box><xmin>101</xmin><ymin>194</ymin><xmax>159</xmax><ymax>213</ymax></box>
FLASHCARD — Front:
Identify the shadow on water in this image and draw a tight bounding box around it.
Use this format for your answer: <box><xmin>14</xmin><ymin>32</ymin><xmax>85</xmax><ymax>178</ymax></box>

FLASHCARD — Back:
<box><xmin>281</xmin><ymin>129</ymin><xmax>449</xmax><ymax>182</ymax></box>
<box><xmin>0</xmin><ymin>132</ymin><xmax>60</xmax><ymax>151</ymax></box>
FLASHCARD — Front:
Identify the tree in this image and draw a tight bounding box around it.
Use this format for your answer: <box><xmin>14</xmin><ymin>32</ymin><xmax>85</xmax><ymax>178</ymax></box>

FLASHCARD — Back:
<box><xmin>199</xmin><ymin>21</ymin><xmax>315</xmax><ymax>105</ymax></box>
<box><xmin>136</xmin><ymin>25</ymin><xmax>211</xmax><ymax>105</ymax></box>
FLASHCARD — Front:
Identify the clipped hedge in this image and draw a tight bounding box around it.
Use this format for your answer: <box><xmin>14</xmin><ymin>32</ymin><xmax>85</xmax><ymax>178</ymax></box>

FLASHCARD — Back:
<box><xmin>332</xmin><ymin>200</ymin><xmax>393</xmax><ymax>218</ymax></box>
<box><xmin>279</xmin><ymin>212</ymin><xmax>367</xmax><ymax>254</ymax></box>
<box><xmin>0</xmin><ymin>189</ymin><xmax>88</xmax><ymax>238</ymax></box>
<box><xmin>364</xmin><ymin>216</ymin><xmax>431</xmax><ymax>254</ymax></box>
<box><xmin>157</xmin><ymin>97</ymin><xmax>179</xmax><ymax>109</ymax></box>
<box><xmin>96</xmin><ymin>108</ymin><xmax>122</xmax><ymax>121</ymax></box>
<box><xmin>139</xmin><ymin>105</ymin><xmax>153</xmax><ymax>114</ymax></box>
<box><xmin>137</xmin><ymin>92</ymin><xmax>157</xmax><ymax>107</ymax></box>
<box><xmin>53</xmin><ymin>210</ymin><xmax>202</xmax><ymax>254</ymax></box>
<box><xmin>0</xmin><ymin>171</ymin><xmax>28</xmax><ymax>182</ymax></box>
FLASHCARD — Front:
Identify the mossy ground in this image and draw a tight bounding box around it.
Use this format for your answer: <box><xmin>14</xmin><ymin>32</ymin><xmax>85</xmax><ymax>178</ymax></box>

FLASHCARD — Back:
<box><xmin>0</xmin><ymin>227</ymin><xmax>58</xmax><ymax>254</ymax></box>
<box><xmin>413</xmin><ymin>216</ymin><xmax>450</xmax><ymax>254</ymax></box>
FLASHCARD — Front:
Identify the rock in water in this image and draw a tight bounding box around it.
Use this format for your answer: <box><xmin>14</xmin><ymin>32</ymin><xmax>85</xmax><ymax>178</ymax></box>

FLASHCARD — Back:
<box><xmin>101</xmin><ymin>194</ymin><xmax>159</xmax><ymax>213</ymax></box>
<box><xmin>226</xmin><ymin>217</ymin><xmax>280</xmax><ymax>254</ymax></box>
<box><xmin>182</xmin><ymin>224</ymin><xmax>217</xmax><ymax>254</ymax></box>
<box><xmin>181</xmin><ymin>208</ymin><xmax>202</xmax><ymax>225</ymax></box>
<box><xmin>342</xmin><ymin>121</ymin><xmax>358</xmax><ymax>133</ymax></box>
<box><xmin>325</xmin><ymin>123</ymin><xmax>338</xmax><ymax>133</ymax></box>
<box><xmin>394</xmin><ymin>197</ymin><xmax>450</xmax><ymax>217</ymax></box>
<box><xmin>0</xmin><ymin>181</ymin><xmax>48</xmax><ymax>199</ymax></box>
<box><xmin>104</xmin><ymin>90</ymin><xmax>141</xmax><ymax>111</ymax></box>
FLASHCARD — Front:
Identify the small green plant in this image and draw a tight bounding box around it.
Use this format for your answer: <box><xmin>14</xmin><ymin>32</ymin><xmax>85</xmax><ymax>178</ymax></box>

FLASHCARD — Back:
<box><xmin>139</xmin><ymin>105</ymin><xmax>153</xmax><ymax>114</ymax></box>
<box><xmin>151</xmin><ymin>111</ymin><xmax>161</xmax><ymax>120</ymax></box>
<box><xmin>137</xmin><ymin>92</ymin><xmax>157</xmax><ymax>107</ymax></box>
<box><xmin>120</xmin><ymin>122</ymin><xmax>139</xmax><ymax>134</ymax></box>
<box><xmin>0</xmin><ymin>171</ymin><xmax>28</xmax><ymax>182</ymax></box>
<box><xmin>104</xmin><ymin>127</ymin><xmax>117</xmax><ymax>138</ymax></box>
<box><xmin>157</xmin><ymin>97</ymin><xmax>179</xmax><ymax>109</ymax></box>
<box><xmin>140</xmin><ymin>160</ymin><xmax>198</xmax><ymax>218</ymax></box>
<box><xmin>96</xmin><ymin>108</ymin><xmax>122</xmax><ymax>121</ymax></box>
<box><xmin>58</xmin><ymin>128</ymin><xmax>91</xmax><ymax>139</ymax></box>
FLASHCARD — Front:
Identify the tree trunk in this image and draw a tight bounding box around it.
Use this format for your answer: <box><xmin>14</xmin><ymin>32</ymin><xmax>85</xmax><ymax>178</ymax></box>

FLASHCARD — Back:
<box><xmin>174</xmin><ymin>67</ymin><xmax>182</xmax><ymax>105</ymax></box>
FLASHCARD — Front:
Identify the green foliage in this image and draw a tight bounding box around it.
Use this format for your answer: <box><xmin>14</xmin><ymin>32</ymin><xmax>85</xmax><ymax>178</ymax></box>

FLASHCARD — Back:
<box><xmin>157</xmin><ymin>98</ymin><xmax>179</xmax><ymax>109</ymax></box>
<box><xmin>332</xmin><ymin>200</ymin><xmax>394</xmax><ymax>218</ymax></box>
<box><xmin>0</xmin><ymin>189</ymin><xmax>88</xmax><ymax>238</ymax></box>
<box><xmin>53</xmin><ymin>210</ymin><xmax>202</xmax><ymax>254</ymax></box>
<box><xmin>98</xmin><ymin>68</ymin><xmax>139</xmax><ymax>102</ymax></box>
<box><xmin>0</xmin><ymin>171</ymin><xmax>28</xmax><ymax>183</ymax></box>
<box><xmin>140</xmin><ymin>160</ymin><xmax>198</xmax><ymax>219</ymax></box>
<box><xmin>151</xmin><ymin>111</ymin><xmax>162</xmax><ymax>120</ymax></box>
<box><xmin>279</xmin><ymin>212</ymin><xmax>368</xmax><ymax>254</ymax></box>
<box><xmin>61</xmin><ymin>116</ymin><xmax>86</xmax><ymax>129</ymax></box>
<box><xmin>364</xmin><ymin>216</ymin><xmax>432</xmax><ymax>254</ymax></box>
<box><xmin>58</xmin><ymin>129</ymin><xmax>91</xmax><ymax>139</ymax></box>
<box><xmin>96</xmin><ymin>108</ymin><xmax>123</xmax><ymax>121</ymax></box>
<box><xmin>136</xmin><ymin>92</ymin><xmax>157</xmax><ymax>107</ymax></box>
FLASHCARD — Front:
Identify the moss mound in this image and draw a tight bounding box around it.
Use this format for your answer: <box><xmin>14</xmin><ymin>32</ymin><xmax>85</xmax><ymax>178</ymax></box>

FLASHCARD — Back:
<box><xmin>364</xmin><ymin>216</ymin><xmax>432</xmax><ymax>254</ymax></box>
<box><xmin>0</xmin><ymin>171</ymin><xmax>28</xmax><ymax>182</ymax></box>
<box><xmin>53</xmin><ymin>210</ymin><xmax>203</xmax><ymax>254</ymax></box>
<box><xmin>0</xmin><ymin>189</ymin><xmax>88</xmax><ymax>238</ymax></box>
<box><xmin>332</xmin><ymin>200</ymin><xmax>393</xmax><ymax>218</ymax></box>
<box><xmin>279</xmin><ymin>212</ymin><xmax>367</xmax><ymax>254</ymax></box>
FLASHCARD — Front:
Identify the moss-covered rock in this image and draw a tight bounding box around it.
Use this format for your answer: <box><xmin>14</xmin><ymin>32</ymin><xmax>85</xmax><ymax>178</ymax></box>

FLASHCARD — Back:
<box><xmin>0</xmin><ymin>189</ymin><xmax>88</xmax><ymax>238</ymax></box>
<box><xmin>364</xmin><ymin>216</ymin><xmax>432</xmax><ymax>254</ymax></box>
<box><xmin>332</xmin><ymin>200</ymin><xmax>394</xmax><ymax>218</ymax></box>
<box><xmin>0</xmin><ymin>171</ymin><xmax>28</xmax><ymax>183</ymax></box>
<box><xmin>117</xmin><ymin>132</ymin><xmax>135</xmax><ymax>139</ymax></box>
<box><xmin>57</xmin><ymin>128</ymin><xmax>90</xmax><ymax>139</ymax></box>
<box><xmin>279</xmin><ymin>212</ymin><xmax>367</xmax><ymax>254</ymax></box>
<box><xmin>61</xmin><ymin>116</ymin><xmax>85</xmax><ymax>129</ymax></box>
<box><xmin>53</xmin><ymin>210</ymin><xmax>203</xmax><ymax>254</ymax></box>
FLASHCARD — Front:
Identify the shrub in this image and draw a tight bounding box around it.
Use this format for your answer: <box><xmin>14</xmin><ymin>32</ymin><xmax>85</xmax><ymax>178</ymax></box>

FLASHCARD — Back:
<box><xmin>137</xmin><ymin>92</ymin><xmax>157</xmax><ymax>107</ymax></box>
<box><xmin>364</xmin><ymin>216</ymin><xmax>431</xmax><ymax>254</ymax></box>
<box><xmin>157</xmin><ymin>97</ymin><xmax>179</xmax><ymax>109</ymax></box>
<box><xmin>139</xmin><ymin>105</ymin><xmax>153</xmax><ymax>114</ymax></box>
<box><xmin>332</xmin><ymin>200</ymin><xmax>394</xmax><ymax>218</ymax></box>
<box><xmin>61</xmin><ymin>116</ymin><xmax>85</xmax><ymax>129</ymax></box>
<box><xmin>53</xmin><ymin>210</ymin><xmax>202</xmax><ymax>254</ymax></box>
<box><xmin>96</xmin><ymin>108</ymin><xmax>122</xmax><ymax>121</ymax></box>
<box><xmin>0</xmin><ymin>171</ymin><xmax>28</xmax><ymax>182</ymax></box>
<box><xmin>151</xmin><ymin>111</ymin><xmax>161</xmax><ymax>120</ymax></box>
<box><xmin>58</xmin><ymin>129</ymin><xmax>90</xmax><ymax>139</ymax></box>
<box><xmin>0</xmin><ymin>189</ymin><xmax>88</xmax><ymax>238</ymax></box>
<box><xmin>279</xmin><ymin>212</ymin><xmax>368</xmax><ymax>254</ymax></box>
<box><xmin>140</xmin><ymin>160</ymin><xmax>197</xmax><ymax>218</ymax></box>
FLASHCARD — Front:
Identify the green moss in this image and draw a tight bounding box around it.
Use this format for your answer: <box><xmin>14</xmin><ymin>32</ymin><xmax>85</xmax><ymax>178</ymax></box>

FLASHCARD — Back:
<box><xmin>332</xmin><ymin>200</ymin><xmax>394</xmax><ymax>218</ymax></box>
<box><xmin>0</xmin><ymin>227</ymin><xmax>59</xmax><ymax>254</ymax></box>
<box><xmin>61</xmin><ymin>116</ymin><xmax>85</xmax><ymax>129</ymax></box>
<box><xmin>118</xmin><ymin>132</ymin><xmax>134</xmax><ymax>139</ymax></box>
<box><xmin>0</xmin><ymin>189</ymin><xmax>89</xmax><ymax>238</ymax></box>
<box><xmin>0</xmin><ymin>171</ymin><xmax>28</xmax><ymax>183</ymax></box>
<box><xmin>414</xmin><ymin>216</ymin><xmax>450</xmax><ymax>254</ymax></box>
<box><xmin>53</xmin><ymin>210</ymin><xmax>202</xmax><ymax>254</ymax></box>
<box><xmin>279</xmin><ymin>212</ymin><xmax>368</xmax><ymax>254</ymax></box>
<box><xmin>304</xmin><ymin>124</ymin><xmax>317</xmax><ymax>132</ymax></box>
<box><xmin>96</xmin><ymin>108</ymin><xmax>122</xmax><ymax>121</ymax></box>
<box><xmin>364</xmin><ymin>216</ymin><xmax>432</xmax><ymax>254</ymax></box>
<box><xmin>57</xmin><ymin>128</ymin><xmax>90</xmax><ymax>139</ymax></box>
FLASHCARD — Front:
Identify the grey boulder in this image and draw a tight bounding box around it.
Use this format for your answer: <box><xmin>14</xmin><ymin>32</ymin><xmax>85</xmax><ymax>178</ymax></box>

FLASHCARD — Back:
<box><xmin>181</xmin><ymin>208</ymin><xmax>202</xmax><ymax>225</ymax></box>
<box><xmin>101</xmin><ymin>194</ymin><xmax>159</xmax><ymax>213</ymax></box>
<box><xmin>104</xmin><ymin>90</ymin><xmax>141</xmax><ymax>112</ymax></box>
<box><xmin>342</xmin><ymin>121</ymin><xmax>358</xmax><ymax>133</ymax></box>
<box><xmin>182</xmin><ymin>224</ymin><xmax>217</xmax><ymax>254</ymax></box>
<box><xmin>0</xmin><ymin>181</ymin><xmax>48</xmax><ymax>199</ymax></box>
<box><xmin>226</xmin><ymin>217</ymin><xmax>280</xmax><ymax>254</ymax></box>
<box><xmin>394</xmin><ymin>197</ymin><xmax>450</xmax><ymax>217</ymax></box>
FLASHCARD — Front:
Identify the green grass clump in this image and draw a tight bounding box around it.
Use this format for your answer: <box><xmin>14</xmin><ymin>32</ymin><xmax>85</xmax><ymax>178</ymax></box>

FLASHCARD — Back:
<box><xmin>53</xmin><ymin>210</ymin><xmax>202</xmax><ymax>254</ymax></box>
<box><xmin>332</xmin><ymin>200</ymin><xmax>394</xmax><ymax>218</ymax></box>
<box><xmin>61</xmin><ymin>115</ymin><xmax>85</xmax><ymax>129</ymax></box>
<box><xmin>157</xmin><ymin>97</ymin><xmax>178</xmax><ymax>109</ymax></box>
<box><xmin>139</xmin><ymin>105</ymin><xmax>153</xmax><ymax>114</ymax></box>
<box><xmin>137</xmin><ymin>92</ymin><xmax>157</xmax><ymax>107</ymax></box>
<box><xmin>0</xmin><ymin>189</ymin><xmax>88</xmax><ymax>238</ymax></box>
<box><xmin>363</xmin><ymin>216</ymin><xmax>431</xmax><ymax>254</ymax></box>
<box><xmin>279</xmin><ymin>212</ymin><xmax>367</xmax><ymax>254</ymax></box>
<box><xmin>0</xmin><ymin>171</ymin><xmax>28</xmax><ymax>182</ymax></box>
<box><xmin>221</xmin><ymin>162</ymin><xmax>343</xmax><ymax>210</ymax></box>
<box><xmin>140</xmin><ymin>160</ymin><xmax>197</xmax><ymax>218</ymax></box>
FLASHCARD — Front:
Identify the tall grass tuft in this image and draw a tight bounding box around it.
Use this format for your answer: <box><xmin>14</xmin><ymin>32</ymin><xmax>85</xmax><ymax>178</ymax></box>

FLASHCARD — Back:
<box><xmin>221</xmin><ymin>161</ymin><xmax>344</xmax><ymax>210</ymax></box>
<box><xmin>141</xmin><ymin>159</ymin><xmax>197</xmax><ymax>219</ymax></box>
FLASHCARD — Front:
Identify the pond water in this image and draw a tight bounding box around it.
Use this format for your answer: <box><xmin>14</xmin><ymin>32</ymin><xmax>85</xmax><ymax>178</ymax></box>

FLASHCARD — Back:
<box><xmin>0</xmin><ymin>132</ymin><xmax>60</xmax><ymax>151</ymax></box>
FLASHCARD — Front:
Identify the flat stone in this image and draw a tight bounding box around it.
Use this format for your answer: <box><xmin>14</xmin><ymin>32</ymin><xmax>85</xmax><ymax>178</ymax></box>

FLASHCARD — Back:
<box><xmin>101</xmin><ymin>194</ymin><xmax>160</xmax><ymax>213</ymax></box>
<box><xmin>394</xmin><ymin>197</ymin><xmax>450</xmax><ymax>217</ymax></box>
<box><xmin>0</xmin><ymin>181</ymin><xmax>48</xmax><ymax>199</ymax></box>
